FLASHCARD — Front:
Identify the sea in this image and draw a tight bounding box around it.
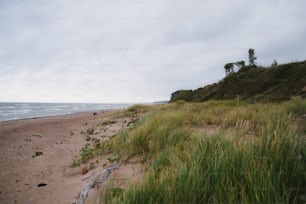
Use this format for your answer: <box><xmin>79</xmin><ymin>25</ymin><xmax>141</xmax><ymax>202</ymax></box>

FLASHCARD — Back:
<box><xmin>0</xmin><ymin>102</ymin><xmax>132</xmax><ymax>122</ymax></box>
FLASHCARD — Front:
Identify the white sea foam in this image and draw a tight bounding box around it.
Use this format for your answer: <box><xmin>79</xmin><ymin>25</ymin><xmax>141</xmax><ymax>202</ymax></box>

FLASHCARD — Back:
<box><xmin>0</xmin><ymin>102</ymin><xmax>132</xmax><ymax>122</ymax></box>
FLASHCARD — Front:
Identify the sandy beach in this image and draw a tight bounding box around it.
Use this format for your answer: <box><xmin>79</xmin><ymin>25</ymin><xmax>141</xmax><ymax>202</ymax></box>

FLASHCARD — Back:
<box><xmin>0</xmin><ymin>110</ymin><xmax>140</xmax><ymax>204</ymax></box>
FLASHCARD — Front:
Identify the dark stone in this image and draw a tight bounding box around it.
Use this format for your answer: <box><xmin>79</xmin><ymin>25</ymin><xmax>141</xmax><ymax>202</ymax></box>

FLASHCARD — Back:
<box><xmin>35</xmin><ymin>152</ymin><xmax>43</xmax><ymax>157</ymax></box>
<box><xmin>82</xmin><ymin>166</ymin><xmax>88</xmax><ymax>175</ymax></box>
<box><xmin>37</xmin><ymin>183</ymin><xmax>47</xmax><ymax>187</ymax></box>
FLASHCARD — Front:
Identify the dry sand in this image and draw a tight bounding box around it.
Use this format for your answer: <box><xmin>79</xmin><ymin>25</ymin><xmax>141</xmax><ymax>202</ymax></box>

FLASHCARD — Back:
<box><xmin>0</xmin><ymin>110</ymin><xmax>142</xmax><ymax>204</ymax></box>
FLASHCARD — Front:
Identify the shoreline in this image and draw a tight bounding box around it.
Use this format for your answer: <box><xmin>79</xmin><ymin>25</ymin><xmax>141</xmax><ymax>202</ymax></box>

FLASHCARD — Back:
<box><xmin>0</xmin><ymin>109</ymin><xmax>116</xmax><ymax>123</ymax></box>
<box><xmin>0</xmin><ymin>109</ymin><xmax>128</xmax><ymax>204</ymax></box>
<box><xmin>0</xmin><ymin>102</ymin><xmax>133</xmax><ymax>123</ymax></box>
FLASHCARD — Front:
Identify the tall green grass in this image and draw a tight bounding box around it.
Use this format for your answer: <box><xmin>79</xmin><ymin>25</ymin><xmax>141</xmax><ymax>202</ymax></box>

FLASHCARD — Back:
<box><xmin>99</xmin><ymin>100</ymin><xmax>306</xmax><ymax>203</ymax></box>
<box><xmin>128</xmin><ymin>111</ymin><xmax>191</xmax><ymax>156</ymax></box>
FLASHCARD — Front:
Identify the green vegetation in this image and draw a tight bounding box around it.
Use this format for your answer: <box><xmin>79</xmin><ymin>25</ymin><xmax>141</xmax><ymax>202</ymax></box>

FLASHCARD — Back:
<box><xmin>224</xmin><ymin>61</ymin><xmax>245</xmax><ymax>76</ymax></box>
<box><xmin>94</xmin><ymin>100</ymin><xmax>306</xmax><ymax>203</ymax></box>
<box><xmin>70</xmin><ymin>158</ymin><xmax>81</xmax><ymax>168</ymax></box>
<box><xmin>272</xmin><ymin>59</ymin><xmax>278</xmax><ymax>67</ymax></box>
<box><xmin>98</xmin><ymin>120</ymin><xmax>117</xmax><ymax>126</ymax></box>
<box><xmin>86</xmin><ymin>56</ymin><xmax>306</xmax><ymax>203</ymax></box>
<box><xmin>224</xmin><ymin>62</ymin><xmax>235</xmax><ymax>75</ymax></box>
<box><xmin>171</xmin><ymin>60</ymin><xmax>306</xmax><ymax>102</ymax></box>
<box><xmin>248</xmin><ymin>48</ymin><xmax>257</xmax><ymax>66</ymax></box>
<box><xmin>70</xmin><ymin>105</ymin><xmax>150</xmax><ymax>166</ymax></box>
<box><xmin>224</xmin><ymin>49</ymin><xmax>253</xmax><ymax>76</ymax></box>
<box><xmin>81</xmin><ymin>127</ymin><xmax>95</xmax><ymax>135</ymax></box>
<box><xmin>125</xmin><ymin>104</ymin><xmax>150</xmax><ymax>116</ymax></box>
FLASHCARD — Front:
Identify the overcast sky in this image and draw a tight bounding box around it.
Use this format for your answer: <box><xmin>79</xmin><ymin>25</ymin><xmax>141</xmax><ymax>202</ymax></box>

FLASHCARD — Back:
<box><xmin>0</xmin><ymin>0</ymin><xmax>305</xmax><ymax>103</ymax></box>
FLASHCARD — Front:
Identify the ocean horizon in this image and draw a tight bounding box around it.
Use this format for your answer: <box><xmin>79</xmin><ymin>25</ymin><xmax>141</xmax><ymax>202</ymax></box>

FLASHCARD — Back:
<box><xmin>0</xmin><ymin>102</ymin><xmax>133</xmax><ymax>122</ymax></box>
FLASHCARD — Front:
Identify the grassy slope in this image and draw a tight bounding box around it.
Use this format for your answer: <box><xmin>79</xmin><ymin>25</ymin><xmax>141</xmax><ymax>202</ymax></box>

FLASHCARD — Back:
<box><xmin>90</xmin><ymin>100</ymin><xmax>306</xmax><ymax>203</ymax></box>
<box><xmin>171</xmin><ymin>61</ymin><xmax>306</xmax><ymax>102</ymax></box>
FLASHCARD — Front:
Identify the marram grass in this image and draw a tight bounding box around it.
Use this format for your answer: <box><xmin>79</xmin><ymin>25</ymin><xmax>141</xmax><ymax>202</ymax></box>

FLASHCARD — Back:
<box><xmin>99</xmin><ymin>100</ymin><xmax>306</xmax><ymax>204</ymax></box>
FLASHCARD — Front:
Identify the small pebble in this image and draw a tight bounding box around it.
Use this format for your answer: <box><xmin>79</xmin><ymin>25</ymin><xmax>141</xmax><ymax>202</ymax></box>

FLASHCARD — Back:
<box><xmin>37</xmin><ymin>183</ymin><xmax>47</xmax><ymax>187</ymax></box>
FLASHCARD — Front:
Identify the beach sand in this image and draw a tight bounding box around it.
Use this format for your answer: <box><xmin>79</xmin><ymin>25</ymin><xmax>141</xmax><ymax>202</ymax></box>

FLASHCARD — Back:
<box><xmin>0</xmin><ymin>110</ymin><xmax>139</xmax><ymax>204</ymax></box>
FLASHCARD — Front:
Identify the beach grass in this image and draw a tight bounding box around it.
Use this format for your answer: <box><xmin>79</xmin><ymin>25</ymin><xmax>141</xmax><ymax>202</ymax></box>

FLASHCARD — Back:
<box><xmin>88</xmin><ymin>99</ymin><xmax>305</xmax><ymax>203</ymax></box>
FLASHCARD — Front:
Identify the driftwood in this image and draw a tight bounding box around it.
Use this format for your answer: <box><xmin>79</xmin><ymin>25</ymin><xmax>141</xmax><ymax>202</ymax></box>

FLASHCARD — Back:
<box><xmin>95</xmin><ymin>161</ymin><xmax>123</xmax><ymax>187</ymax></box>
<box><xmin>76</xmin><ymin>161</ymin><xmax>123</xmax><ymax>204</ymax></box>
<box><xmin>77</xmin><ymin>180</ymin><xmax>94</xmax><ymax>204</ymax></box>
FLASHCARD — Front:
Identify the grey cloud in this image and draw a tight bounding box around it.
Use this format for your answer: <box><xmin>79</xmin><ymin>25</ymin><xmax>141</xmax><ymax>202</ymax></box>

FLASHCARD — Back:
<box><xmin>0</xmin><ymin>0</ymin><xmax>305</xmax><ymax>102</ymax></box>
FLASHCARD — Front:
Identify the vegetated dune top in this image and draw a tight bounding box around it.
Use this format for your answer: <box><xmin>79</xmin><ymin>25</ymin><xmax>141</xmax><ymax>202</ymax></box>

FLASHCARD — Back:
<box><xmin>171</xmin><ymin>60</ymin><xmax>306</xmax><ymax>102</ymax></box>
